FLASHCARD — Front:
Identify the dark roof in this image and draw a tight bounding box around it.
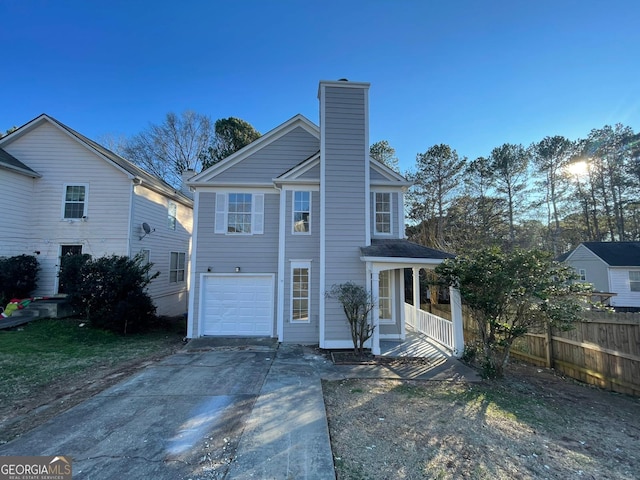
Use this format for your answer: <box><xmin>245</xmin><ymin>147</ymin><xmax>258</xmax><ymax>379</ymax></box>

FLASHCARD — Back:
<box><xmin>581</xmin><ymin>242</ymin><xmax>640</xmax><ymax>266</ymax></box>
<box><xmin>0</xmin><ymin>147</ymin><xmax>40</xmax><ymax>177</ymax></box>
<box><xmin>360</xmin><ymin>239</ymin><xmax>454</xmax><ymax>260</ymax></box>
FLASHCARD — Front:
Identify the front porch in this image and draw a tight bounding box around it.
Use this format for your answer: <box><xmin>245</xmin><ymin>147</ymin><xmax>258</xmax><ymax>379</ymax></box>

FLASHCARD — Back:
<box><xmin>380</xmin><ymin>325</ymin><xmax>452</xmax><ymax>362</ymax></box>
<box><xmin>360</xmin><ymin>239</ymin><xmax>464</xmax><ymax>357</ymax></box>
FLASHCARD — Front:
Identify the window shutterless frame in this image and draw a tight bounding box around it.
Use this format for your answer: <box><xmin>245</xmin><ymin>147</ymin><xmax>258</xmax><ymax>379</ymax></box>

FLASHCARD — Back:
<box><xmin>62</xmin><ymin>184</ymin><xmax>89</xmax><ymax>219</ymax></box>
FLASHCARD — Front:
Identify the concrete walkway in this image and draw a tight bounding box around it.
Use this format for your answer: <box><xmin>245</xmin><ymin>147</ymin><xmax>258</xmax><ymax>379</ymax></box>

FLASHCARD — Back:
<box><xmin>0</xmin><ymin>338</ymin><xmax>480</xmax><ymax>480</ymax></box>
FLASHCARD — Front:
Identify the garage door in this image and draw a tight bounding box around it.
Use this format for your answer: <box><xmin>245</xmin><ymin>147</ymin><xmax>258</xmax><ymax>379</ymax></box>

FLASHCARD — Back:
<box><xmin>201</xmin><ymin>275</ymin><xmax>274</xmax><ymax>336</ymax></box>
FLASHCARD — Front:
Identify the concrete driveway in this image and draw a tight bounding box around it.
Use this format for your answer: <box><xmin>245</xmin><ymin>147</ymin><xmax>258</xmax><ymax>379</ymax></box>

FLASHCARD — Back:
<box><xmin>0</xmin><ymin>338</ymin><xmax>336</xmax><ymax>479</ymax></box>
<box><xmin>0</xmin><ymin>337</ymin><xmax>479</xmax><ymax>479</ymax></box>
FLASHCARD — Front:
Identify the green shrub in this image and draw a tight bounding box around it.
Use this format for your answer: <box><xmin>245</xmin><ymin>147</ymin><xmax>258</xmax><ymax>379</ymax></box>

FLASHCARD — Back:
<box><xmin>60</xmin><ymin>253</ymin><xmax>159</xmax><ymax>334</ymax></box>
<box><xmin>0</xmin><ymin>254</ymin><xmax>39</xmax><ymax>306</ymax></box>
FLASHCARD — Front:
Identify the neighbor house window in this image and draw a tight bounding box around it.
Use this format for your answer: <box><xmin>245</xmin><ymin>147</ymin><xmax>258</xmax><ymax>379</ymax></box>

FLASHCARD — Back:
<box><xmin>379</xmin><ymin>270</ymin><xmax>393</xmax><ymax>323</ymax></box>
<box><xmin>578</xmin><ymin>269</ymin><xmax>587</xmax><ymax>281</ymax></box>
<box><xmin>630</xmin><ymin>271</ymin><xmax>640</xmax><ymax>292</ymax></box>
<box><xmin>375</xmin><ymin>192</ymin><xmax>391</xmax><ymax>234</ymax></box>
<box><xmin>215</xmin><ymin>193</ymin><xmax>264</xmax><ymax>235</ymax></box>
<box><xmin>170</xmin><ymin>252</ymin><xmax>186</xmax><ymax>283</ymax></box>
<box><xmin>293</xmin><ymin>191</ymin><xmax>311</xmax><ymax>234</ymax></box>
<box><xmin>291</xmin><ymin>261</ymin><xmax>310</xmax><ymax>322</ymax></box>
<box><xmin>63</xmin><ymin>184</ymin><xmax>87</xmax><ymax>219</ymax></box>
<box><xmin>168</xmin><ymin>202</ymin><xmax>177</xmax><ymax>230</ymax></box>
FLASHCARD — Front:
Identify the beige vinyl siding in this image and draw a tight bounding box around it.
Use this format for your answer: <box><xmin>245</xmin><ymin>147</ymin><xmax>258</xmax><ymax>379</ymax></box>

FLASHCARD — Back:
<box><xmin>3</xmin><ymin>122</ymin><xmax>131</xmax><ymax>296</ymax></box>
<box><xmin>0</xmin><ymin>170</ymin><xmax>36</xmax><ymax>256</ymax></box>
<box><xmin>213</xmin><ymin>127</ymin><xmax>319</xmax><ymax>184</ymax></box>
<box><xmin>190</xmin><ymin>190</ymin><xmax>280</xmax><ymax>336</ymax></box>
<box><xmin>323</xmin><ymin>85</ymin><xmax>368</xmax><ymax>342</ymax></box>
<box><xmin>132</xmin><ymin>185</ymin><xmax>193</xmax><ymax>316</ymax></box>
<box><xmin>609</xmin><ymin>268</ymin><xmax>640</xmax><ymax>308</ymax></box>
<box><xmin>283</xmin><ymin>190</ymin><xmax>320</xmax><ymax>343</ymax></box>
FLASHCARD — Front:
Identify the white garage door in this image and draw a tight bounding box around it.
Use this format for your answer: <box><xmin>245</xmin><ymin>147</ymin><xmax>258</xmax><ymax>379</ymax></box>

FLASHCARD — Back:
<box><xmin>201</xmin><ymin>275</ymin><xmax>274</xmax><ymax>336</ymax></box>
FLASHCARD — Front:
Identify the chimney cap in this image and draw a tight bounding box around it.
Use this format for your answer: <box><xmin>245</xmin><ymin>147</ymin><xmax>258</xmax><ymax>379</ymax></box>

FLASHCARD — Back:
<box><xmin>338</xmin><ymin>78</ymin><xmax>349</xmax><ymax>82</ymax></box>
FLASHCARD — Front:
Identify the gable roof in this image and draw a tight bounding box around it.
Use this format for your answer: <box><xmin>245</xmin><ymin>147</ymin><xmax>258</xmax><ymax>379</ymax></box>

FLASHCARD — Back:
<box><xmin>580</xmin><ymin>242</ymin><xmax>640</xmax><ymax>267</ymax></box>
<box><xmin>0</xmin><ymin>114</ymin><xmax>193</xmax><ymax>207</ymax></box>
<box><xmin>369</xmin><ymin>159</ymin><xmax>412</xmax><ymax>187</ymax></box>
<box><xmin>189</xmin><ymin>114</ymin><xmax>320</xmax><ymax>185</ymax></box>
<box><xmin>0</xmin><ymin>147</ymin><xmax>41</xmax><ymax>177</ymax></box>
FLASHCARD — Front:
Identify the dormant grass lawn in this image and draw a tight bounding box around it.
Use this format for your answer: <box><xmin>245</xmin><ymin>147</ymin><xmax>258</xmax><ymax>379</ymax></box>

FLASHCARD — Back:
<box><xmin>0</xmin><ymin>317</ymin><xmax>184</xmax><ymax>441</ymax></box>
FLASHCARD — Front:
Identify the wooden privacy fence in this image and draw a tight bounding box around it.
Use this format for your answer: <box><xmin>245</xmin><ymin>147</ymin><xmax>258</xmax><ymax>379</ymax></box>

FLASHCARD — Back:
<box><xmin>426</xmin><ymin>304</ymin><xmax>640</xmax><ymax>396</ymax></box>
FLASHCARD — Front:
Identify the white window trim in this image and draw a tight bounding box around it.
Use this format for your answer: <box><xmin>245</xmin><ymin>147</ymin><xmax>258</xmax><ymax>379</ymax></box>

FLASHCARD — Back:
<box><xmin>62</xmin><ymin>183</ymin><xmax>89</xmax><ymax>220</ymax></box>
<box><xmin>292</xmin><ymin>190</ymin><xmax>311</xmax><ymax>235</ymax></box>
<box><xmin>290</xmin><ymin>260</ymin><xmax>311</xmax><ymax>324</ymax></box>
<box><xmin>578</xmin><ymin>268</ymin><xmax>587</xmax><ymax>282</ymax></box>
<box><xmin>168</xmin><ymin>202</ymin><xmax>177</xmax><ymax>230</ymax></box>
<box><xmin>378</xmin><ymin>270</ymin><xmax>395</xmax><ymax>325</ymax></box>
<box><xmin>374</xmin><ymin>192</ymin><xmax>393</xmax><ymax>236</ymax></box>
<box><xmin>169</xmin><ymin>251</ymin><xmax>186</xmax><ymax>283</ymax></box>
<box><xmin>215</xmin><ymin>192</ymin><xmax>265</xmax><ymax>235</ymax></box>
<box><xmin>629</xmin><ymin>270</ymin><xmax>640</xmax><ymax>292</ymax></box>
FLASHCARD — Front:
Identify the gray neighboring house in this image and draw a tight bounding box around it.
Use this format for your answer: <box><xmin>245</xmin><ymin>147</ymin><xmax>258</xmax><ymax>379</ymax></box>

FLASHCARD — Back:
<box><xmin>559</xmin><ymin>241</ymin><xmax>640</xmax><ymax>309</ymax></box>
<box><xmin>187</xmin><ymin>79</ymin><xmax>455</xmax><ymax>353</ymax></box>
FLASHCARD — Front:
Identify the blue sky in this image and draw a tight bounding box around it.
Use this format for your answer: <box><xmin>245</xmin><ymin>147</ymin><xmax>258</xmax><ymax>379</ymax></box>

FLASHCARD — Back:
<box><xmin>2</xmin><ymin>0</ymin><xmax>639</xmax><ymax>173</ymax></box>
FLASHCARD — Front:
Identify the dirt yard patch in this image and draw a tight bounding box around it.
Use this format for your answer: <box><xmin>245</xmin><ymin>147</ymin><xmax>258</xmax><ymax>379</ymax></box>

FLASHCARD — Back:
<box><xmin>323</xmin><ymin>362</ymin><xmax>639</xmax><ymax>480</ymax></box>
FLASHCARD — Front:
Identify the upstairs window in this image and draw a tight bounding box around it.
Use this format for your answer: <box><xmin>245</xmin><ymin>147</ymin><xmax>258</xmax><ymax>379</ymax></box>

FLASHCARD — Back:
<box><xmin>170</xmin><ymin>252</ymin><xmax>186</xmax><ymax>283</ymax></box>
<box><xmin>630</xmin><ymin>271</ymin><xmax>640</xmax><ymax>292</ymax></box>
<box><xmin>63</xmin><ymin>184</ymin><xmax>87</xmax><ymax>219</ymax></box>
<box><xmin>215</xmin><ymin>193</ymin><xmax>264</xmax><ymax>235</ymax></box>
<box><xmin>168</xmin><ymin>202</ymin><xmax>177</xmax><ymax>230</ymax></box>
<box><xmin>578</xmin><ymin>269</ymin><xmax>587</xmax><ymax>281</ymax></box>
<box><xmin>293</xmin><ymin>191</ymin><xmax>311</xmax><ymax>234</ymax></box>
<box><xmin>375</xmin><ymin>192</ymin><xmax>391</xmax><ymax>234</ymax></box>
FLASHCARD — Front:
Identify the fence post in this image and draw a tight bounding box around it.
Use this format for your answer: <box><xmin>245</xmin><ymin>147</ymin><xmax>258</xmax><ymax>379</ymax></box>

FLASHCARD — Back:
<box><xmin>449</xmin><ymin>286</ymin><xmax>464</xmax><ymax>358</ymax></box>
<box><xmin>544</xmin><ymin>322</ymin><xmax>554</xmax><ymax>368</ymax></box>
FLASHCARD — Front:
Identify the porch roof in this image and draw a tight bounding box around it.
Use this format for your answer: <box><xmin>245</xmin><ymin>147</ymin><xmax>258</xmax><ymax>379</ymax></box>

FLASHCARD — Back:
<box><xmin>360</xmin><ymin>239</ymin><xmax>454</xmax><ymax>266</ymax></box>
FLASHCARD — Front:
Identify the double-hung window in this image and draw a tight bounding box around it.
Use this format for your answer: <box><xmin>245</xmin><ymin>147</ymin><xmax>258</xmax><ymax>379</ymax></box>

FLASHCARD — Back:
<box><xmin>215</xmin><ymin>193</ymin><xmax>264</xmax><ymax>235</ymax></box>
<box><xmin>630</xmin><ymin>271</ymin><xmax>640</xmax><ymax>292</ymax></box>
<box><xmin>293</xmin><ymin>191</ymin><xmax>311</xmax><ymax>234</ymax></box>
<box><xmin>168</xmin><ymin>202</ymin><xmax>177</xmax><ymax>230</ymax></box>
<box><xmin>63</xmin><ymin>184</ymin><xmax>88</xmax><ymax>219</ymax></box>
<box><xmin>375</xmin><ymin>192</ymin><xmax>391</xmax><ymax>234</ymax></box>
<box><xmin>291</xmin><ymin>261</ymin><xmax>310</xmax><ymax>322</ymax></box>
<box><xmin>170</xmin><ymin>252</ymin><xmax>186</xmax><ymax>283</ymax></box>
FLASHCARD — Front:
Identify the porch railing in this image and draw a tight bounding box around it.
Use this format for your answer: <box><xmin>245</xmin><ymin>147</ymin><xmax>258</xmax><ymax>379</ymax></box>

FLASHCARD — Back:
<box><xmin>404</xmin><ymin>302</ymin><xmax>454</xmax><ymax>352</ymax></box>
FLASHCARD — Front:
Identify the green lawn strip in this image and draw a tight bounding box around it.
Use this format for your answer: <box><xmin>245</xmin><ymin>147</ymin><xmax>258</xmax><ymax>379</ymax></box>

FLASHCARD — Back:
<box><xmin>0</xmin><ymin>318</ymin><xmax>182</xmax><ymax>405</ymax></box>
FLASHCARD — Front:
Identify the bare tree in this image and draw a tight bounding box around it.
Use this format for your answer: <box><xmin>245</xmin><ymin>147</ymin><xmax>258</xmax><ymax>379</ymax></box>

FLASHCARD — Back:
<box><xmin>123</xmin><ymin>111</ymin><xmax>214</xmax><ymax>187</ymax></box>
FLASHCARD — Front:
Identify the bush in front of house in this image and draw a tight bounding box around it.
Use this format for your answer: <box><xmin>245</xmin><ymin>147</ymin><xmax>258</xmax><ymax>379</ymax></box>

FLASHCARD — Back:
<box><xmin>0</xmin><ymin>254</ymin><xmax>39</xmax><ymax>306</ymax></box>
<box><xmin>60</xmin><ymin>253</ymin><xmax>159</xmax><ymax>334</ymax></box>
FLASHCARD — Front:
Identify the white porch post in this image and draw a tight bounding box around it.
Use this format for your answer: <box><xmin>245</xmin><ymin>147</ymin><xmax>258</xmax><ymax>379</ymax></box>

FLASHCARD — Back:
<box><xmin>371</xmin><ymin>269</ymin><xmax>381</xmax><ymax>355</ymax></box>
<box><xmin>449</xmin><ymin>286</ymin><xmax>465</xmax><ymax>358</ymax></box>
<box><xmin>412</xmin><ymin>267</ymin><xmax>420</xmax><ymax>317</ymax></box>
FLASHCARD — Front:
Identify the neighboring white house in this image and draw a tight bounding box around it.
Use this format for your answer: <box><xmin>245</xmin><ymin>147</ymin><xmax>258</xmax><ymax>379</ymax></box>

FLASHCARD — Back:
<box><xmin>187</xmin><ymin>79</ymin><xmax>455</xmax><ymax>353</ymax></box>
<box><xmin>559</xmin><ymin>241</ymin><xmax>640</xmax><ymax>310</ymax></box>
<box><xmin>0</xmin><ymin>114</ymin><xmax>193</xmax><ymax>317</ymax></box>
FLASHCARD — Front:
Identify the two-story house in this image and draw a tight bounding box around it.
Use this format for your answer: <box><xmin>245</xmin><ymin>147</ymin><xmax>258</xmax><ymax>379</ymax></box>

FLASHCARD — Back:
<box><xmin>0</xmin><ymin>114</ymin><xmax>193</xmax><ymax>317</ymax></box>
<box><xmin>559</xmin><ymin>241</ymin><xmax>640</xmax><ymax>310</ymax></box>
<box><xmin>187</xmin><ymin>80</ymin><xmax>454</xmax><ymax>353</ymax></box>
